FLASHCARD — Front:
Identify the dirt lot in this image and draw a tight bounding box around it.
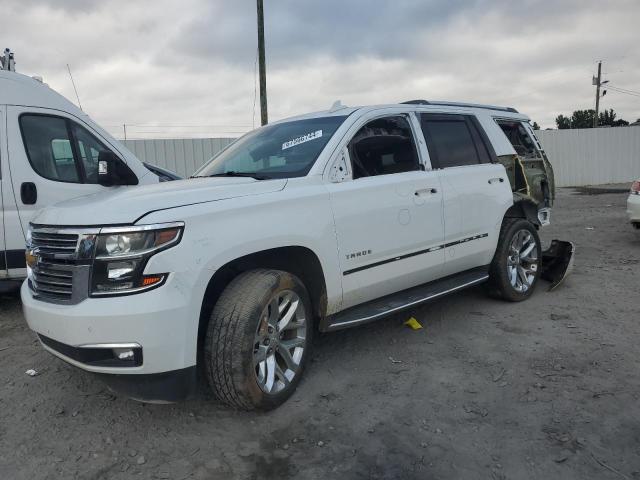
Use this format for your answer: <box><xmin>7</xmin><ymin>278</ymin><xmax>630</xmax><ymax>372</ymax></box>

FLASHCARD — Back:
<box><xmin>1</xmin><ymin>187</ymin><xmax>639</xmax><ymax>480</ymax></box>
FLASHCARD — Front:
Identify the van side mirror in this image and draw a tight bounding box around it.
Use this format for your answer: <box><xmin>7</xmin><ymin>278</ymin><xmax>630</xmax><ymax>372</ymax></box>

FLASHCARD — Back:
<box><xmin>98</xmin><ymin>151</ymin><xmax>139</xmax><ymax>187</ymax></box>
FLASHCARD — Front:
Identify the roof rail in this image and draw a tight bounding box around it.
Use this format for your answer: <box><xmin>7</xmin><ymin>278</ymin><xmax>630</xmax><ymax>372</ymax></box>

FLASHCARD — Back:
<box><xmin>400</xmin><ymin>99</ymin><xmax>518</xmax><ymax>114</ymax></box>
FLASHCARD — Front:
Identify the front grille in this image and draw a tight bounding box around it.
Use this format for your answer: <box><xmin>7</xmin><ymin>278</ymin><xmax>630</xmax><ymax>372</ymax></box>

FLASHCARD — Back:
<box><xmin>29</xmin><ymin>261</ymin><xmax>74</xmax><ymax>301</ymax></box>
<box><xmin>30</xmin><ymin>231</ymin><xmax>79</xmax><ymax>256</ymax></box>
<box><xmin>28</xmin><ymin>226</ymin><xmax>98</xmax><ymax>304</ymax></box>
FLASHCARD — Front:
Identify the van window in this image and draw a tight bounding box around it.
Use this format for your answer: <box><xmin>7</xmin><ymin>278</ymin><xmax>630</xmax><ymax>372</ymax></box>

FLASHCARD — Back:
<box><xmin>71</xmin><ymin>123</ymin><xmax>112</xmax><ymax>184</ymax></box>
<box><xmin>20</xmin><ymin>114</ymin><xmax>119</xmax><ymax>184</ymax></box>
<box><xmin>348</xmin><ymin>116</ymin><xmax>420</xmax><ymax>179</ymax></box>
<box><xmin>20</xmin><ymin>115</ymin><xmax>81</xmax><ymax>182</ymax></box>
<box><xmin>420</xmin><ymin>114</ymin><xmax>491</xmax><ymax>169</ymax></box>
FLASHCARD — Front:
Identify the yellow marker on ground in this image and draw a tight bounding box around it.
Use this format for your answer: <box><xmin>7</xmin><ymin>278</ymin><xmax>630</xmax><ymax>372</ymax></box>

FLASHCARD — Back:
<box><xmin>404</xmin><ymin>317</ymin><xmax>423</xmax><ymax>330</ymax></box>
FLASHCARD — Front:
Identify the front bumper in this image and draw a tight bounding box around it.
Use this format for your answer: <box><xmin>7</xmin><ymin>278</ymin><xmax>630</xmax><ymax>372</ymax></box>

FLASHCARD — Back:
<box><xmin>627</xmin><ymin>194</ymin><xmax>640</xmax><ymax>224</ymax></box>
<box><xmin>21</xmin><ymin>277</ymin><xmax>195</xmax><ymax>377</ymax></box>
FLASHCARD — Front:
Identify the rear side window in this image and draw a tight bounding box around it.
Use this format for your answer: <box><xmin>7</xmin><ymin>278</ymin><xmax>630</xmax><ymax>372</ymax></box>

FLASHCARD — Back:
<box><xmin>20</xmin><ymin>115</ymin><xmax>80</xmax><ymax>182</ymax></box>
<box><xmin>20</xmin><ymin>114</ymin><xmax>118</xmax><ymax>184</ymax></box>
<box><xmin>348</xmin><ymin>115</ymin><xmax>420</xmax><ymax>179</ymax></box>
<box><xmin>495</xmin><ymin>120</ymin><xmax>540</xmax><ymax>159</ymax></box>
<box><xmin>420</xmin><ymin>114</ymin><xmax>492</xmax><ymax>169</ymax></box>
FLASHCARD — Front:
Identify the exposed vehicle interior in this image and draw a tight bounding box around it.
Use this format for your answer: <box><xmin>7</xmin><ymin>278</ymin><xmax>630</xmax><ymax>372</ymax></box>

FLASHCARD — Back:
<box><xmin>348</xmin><ymin>116</ymin><xmax>421</xmax><ymax>178</ymax></box>
<box><xmin>496</xmin><ymin>120</ymin><xmax>539</xmax><ymax>159</ymax></box>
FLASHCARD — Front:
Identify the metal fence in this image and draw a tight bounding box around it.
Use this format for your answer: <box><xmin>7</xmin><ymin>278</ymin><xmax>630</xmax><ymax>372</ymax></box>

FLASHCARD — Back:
<box><xmin>123</xmin><ymin>127</ymin><xmax>640</xmax><ymax>186</ymax></box>
<box><xmin>536</xmin><ymin>126</ymin><xmax>640</xmax><ymax>187</ymax></box>
<box><xmin>122</xmin><ymin>138</ymin><xmax>236</xmax><ymax>178</ymax></box>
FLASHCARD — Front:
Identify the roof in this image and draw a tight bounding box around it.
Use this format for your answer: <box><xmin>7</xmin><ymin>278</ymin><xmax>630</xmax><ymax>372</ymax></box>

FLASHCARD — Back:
<box><xmin>0</xmin><ymin>70</ymin><xmax>84</xmax><ymax>116</ymax></box>
<box><xmin>271</xmin><ymin>100</ymin><xmax>528</xmax><ymax>125</ymax></box>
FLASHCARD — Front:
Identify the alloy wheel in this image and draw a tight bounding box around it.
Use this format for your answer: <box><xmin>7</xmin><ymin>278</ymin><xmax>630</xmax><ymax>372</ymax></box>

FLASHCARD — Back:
<box><xmin>507</xmin><ymin>229</ymin><xmax>539</xmax><ymax>293</ymax></box>
<box><xmin>253</xmin><ymin>290</ymin><xmax>307</xmax><ymax>394</ymax></box>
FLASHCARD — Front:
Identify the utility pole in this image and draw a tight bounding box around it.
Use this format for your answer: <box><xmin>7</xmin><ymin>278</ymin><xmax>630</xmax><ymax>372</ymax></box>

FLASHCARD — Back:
<box><xmin>593</xmin><ymin>61</ymin><xmax>602</xmax><ymax>128</ymax></box>
<box><xmin>123</xmin><ymin>124</ymin><xmax>127</xmax><ymax>140</ymax></box>
<box><xmin>257</xmin><ymin>0</ymin><xmax>268</xmax><ymax>125</ymax></box>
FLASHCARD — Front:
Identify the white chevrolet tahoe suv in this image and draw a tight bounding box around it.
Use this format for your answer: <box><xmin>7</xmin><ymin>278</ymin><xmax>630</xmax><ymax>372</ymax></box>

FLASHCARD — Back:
<box><xmin>22</xmin><ymin>100</ymin><xmax>567</xmax><ymax>410</ymax></box>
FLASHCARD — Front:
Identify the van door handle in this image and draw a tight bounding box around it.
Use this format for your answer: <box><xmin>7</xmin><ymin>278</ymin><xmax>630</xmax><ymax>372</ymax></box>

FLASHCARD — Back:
<box><xmin>20</xmin><ymin>182</ymin><xmax>37</xmax><ymax>205</ymax></box>
<box><xmin>415</xmin><ymin>187</ymin><xmax>438</xmax><ymax>196</ymax></box>
<box><xmin>488</xmin><ymin>177</ymin><xmax>504</xmax><ymax>184</ymax></box>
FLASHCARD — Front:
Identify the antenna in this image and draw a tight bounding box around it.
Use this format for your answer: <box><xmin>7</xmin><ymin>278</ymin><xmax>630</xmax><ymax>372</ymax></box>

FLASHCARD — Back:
<box><xmin>66</xmin><ymin>63</ymin><xmax>83</xmax><ymax>111</ymax></box>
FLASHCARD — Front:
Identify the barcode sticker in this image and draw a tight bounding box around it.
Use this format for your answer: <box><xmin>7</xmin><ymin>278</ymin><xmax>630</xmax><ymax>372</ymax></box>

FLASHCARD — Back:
<box><xmin>282</xmin><ymin>130</ymin><xmax>323</xmax><ymax>150</ymax></box>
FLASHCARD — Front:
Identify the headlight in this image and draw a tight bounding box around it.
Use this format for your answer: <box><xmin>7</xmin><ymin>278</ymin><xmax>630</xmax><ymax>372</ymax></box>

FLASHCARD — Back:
<box><xmin>90</xmin><ymin>222</ymin><xmax>183</xmax><ymax>296</ymax></box>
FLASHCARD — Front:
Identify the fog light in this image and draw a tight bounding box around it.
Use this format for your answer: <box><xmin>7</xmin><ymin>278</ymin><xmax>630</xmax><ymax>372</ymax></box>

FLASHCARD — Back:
<box><xmin>113</xmin><ymin>348</ymin><xmax>135</xmax><ymax>360</ymax></box>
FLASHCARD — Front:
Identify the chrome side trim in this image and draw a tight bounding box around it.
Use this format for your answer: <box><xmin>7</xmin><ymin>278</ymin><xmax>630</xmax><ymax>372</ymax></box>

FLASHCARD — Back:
<box><xmin>328</xmin><ymin>275</ymin><xmax>489</xmax><ymax>330</ymax></box>
<box><xmin>78</xmin><ymin>342</ymin><xmax>141</xmax><ymax>349</ymax></box>
<box><xmin>99</xmin><ymin>221</ymin><xmax>184</xmax><ymax>235</ymax></box>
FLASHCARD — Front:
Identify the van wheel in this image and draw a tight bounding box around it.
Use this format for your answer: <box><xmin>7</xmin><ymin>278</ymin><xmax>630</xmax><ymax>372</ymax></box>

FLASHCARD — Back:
<box><xmin>488</xmin><ymin>218</ymin><xmax>541</xmax><ymax>301</ymax></box>
<box><xmin>204</xmin><ymin>269</ymin><xmax>312</xmax><ymax>410</ymax></box>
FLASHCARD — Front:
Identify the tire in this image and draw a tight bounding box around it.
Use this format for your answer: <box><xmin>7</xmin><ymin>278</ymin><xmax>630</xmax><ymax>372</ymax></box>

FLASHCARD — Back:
<box><xmin>203</xmin><ymin>269</ymin><xmax>313</xmax><ymax>410</ymax></box>
<box><xmin>488</xmin><ymin>218</ymin><xmax>541</xmax><ymax>302</ymax></box>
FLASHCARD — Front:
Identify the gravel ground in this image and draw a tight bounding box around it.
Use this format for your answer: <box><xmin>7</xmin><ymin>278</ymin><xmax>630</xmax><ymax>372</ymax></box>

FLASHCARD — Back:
<box><xmin>1</xmin><ymin>187</ymin><xmax>639</xmax><ymax>480</ymax></box>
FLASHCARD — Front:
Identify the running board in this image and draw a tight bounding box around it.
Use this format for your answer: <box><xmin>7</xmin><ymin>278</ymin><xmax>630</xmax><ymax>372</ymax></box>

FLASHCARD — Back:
<box><xmin>323</xmin><ymin>266</ymin><xmax>489</xmax><ymax>331</ymax></box>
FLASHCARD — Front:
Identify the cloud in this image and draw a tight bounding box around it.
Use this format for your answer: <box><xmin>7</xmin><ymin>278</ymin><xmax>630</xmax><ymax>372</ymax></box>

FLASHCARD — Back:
<box><xmin>2</xmin><ymin>0</ymin><xmax>639</xmax><ymax>137</ymax></box>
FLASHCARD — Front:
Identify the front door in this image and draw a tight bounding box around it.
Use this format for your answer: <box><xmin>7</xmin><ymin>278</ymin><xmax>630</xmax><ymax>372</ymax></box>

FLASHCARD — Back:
<box><xmin>327</xmin><ymin>114</ymin><xmax>445</xmax><ymax>309</ymax></box>
<box><xmin>0</xmin><ymin>104</ymin><xmax>7</xmax><ymax>278</ymax></box>
<box><xmin>6</xmin><ymin>106</ymin><xmax>114</xmax><ymax>240</ymax></box>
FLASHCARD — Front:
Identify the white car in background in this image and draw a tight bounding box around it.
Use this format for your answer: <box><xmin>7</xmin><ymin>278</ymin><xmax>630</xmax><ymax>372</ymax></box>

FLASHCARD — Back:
<box><xmin>628</xmin><ymin>180</ymin><xmax>640</xmax><ymax>229</ymax></box>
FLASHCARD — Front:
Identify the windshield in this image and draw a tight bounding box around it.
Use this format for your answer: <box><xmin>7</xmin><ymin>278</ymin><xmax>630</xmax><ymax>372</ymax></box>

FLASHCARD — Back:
<box><xmin>194</xmin><ymin>116</ymin><xmax>348</xmax><ymax>179</ymax></box>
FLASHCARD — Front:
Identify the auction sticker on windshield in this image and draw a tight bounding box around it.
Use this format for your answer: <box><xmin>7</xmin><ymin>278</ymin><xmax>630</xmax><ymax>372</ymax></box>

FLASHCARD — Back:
<box><xmin>282</xmin><ymin>130</ymin><xmax>323</xmax><ymax>150</ymax></box>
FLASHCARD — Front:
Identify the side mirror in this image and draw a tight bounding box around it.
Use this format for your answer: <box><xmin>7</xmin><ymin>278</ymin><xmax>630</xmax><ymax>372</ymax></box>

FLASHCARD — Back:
<box><xmin>98</xmin><ymin>151</ymin><xmax>139</xmax><ymax>187</ymax></box>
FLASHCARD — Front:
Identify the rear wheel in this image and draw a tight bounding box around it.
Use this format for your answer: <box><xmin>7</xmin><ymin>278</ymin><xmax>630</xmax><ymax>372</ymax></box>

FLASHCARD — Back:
<box><xmin>203</xmin><ymin>269</ymin><xmax>312</xmax><ymax>410</ymax></box>
<box><xmin>488</xmin><ymin>218</ymin><xmax>541</xmax><ymax>301</ymax></box>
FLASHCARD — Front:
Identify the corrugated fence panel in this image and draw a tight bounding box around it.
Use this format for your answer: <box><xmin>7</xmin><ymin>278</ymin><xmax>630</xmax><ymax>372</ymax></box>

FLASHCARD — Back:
<box><xmin>536</xmin><ymin>126</ymin><xmax>640</xmax><ymax>187</ymax></box>
<box><xmin>122</xmin><ymin>138</ymin><xmax>236</xmax><ymax>177</ymax></box>
<box><xmin>125</xmin><ymin>130</ymin><xmax>639</xmax><ymax>186</ymax></box>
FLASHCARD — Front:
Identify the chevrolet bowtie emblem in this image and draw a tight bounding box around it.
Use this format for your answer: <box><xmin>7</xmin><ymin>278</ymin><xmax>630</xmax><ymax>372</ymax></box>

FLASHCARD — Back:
<box><xmin>25</xmin><ymin>249</ymin><xmax>39</xmax><ymax>269</ymax></box>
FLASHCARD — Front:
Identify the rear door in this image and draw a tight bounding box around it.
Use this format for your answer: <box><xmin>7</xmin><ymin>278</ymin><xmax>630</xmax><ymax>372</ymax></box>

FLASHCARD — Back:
<box><xmin>327</xmin><ymin>113</ymin><xmax>444</xmax><ymax>309</ymax></box>
<box><xmin>420</xmin><ymin>113</ymin><xmax>512</xmax><ymax>276</ymax></box>
<box><xmin>6</xmin><ymin>107</ymin><xmax>117</xmax><ymax>240</ymax></box>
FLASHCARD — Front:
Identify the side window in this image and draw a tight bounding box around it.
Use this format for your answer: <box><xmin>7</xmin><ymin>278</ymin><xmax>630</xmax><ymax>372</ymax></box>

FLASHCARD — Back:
<box><xmin>20</xmin><ymin>115</ymin><xmax>81</xmax><ymax>182</ymax></box>
<box><xmin>348</xmin><ymin>116</ymin><xmax>420</xmax><ymax>179</ymax></box>
<box><xmin>420</xmin><ymin>114</ymin><xmax>491</xmax><ymax>169</ymax></box>
<box><xmin>20</xmin><ymin>114</ymin><xmax>119</xmax><ymax>184</ymax></box>
<box><xmin>495</xmin><ymin>120</ymin><xmax>540</xmax><ymax>159</ymax></box>
<box><xmin>71</xmin><ymin>123</ymin><xmax>111</xmax><ymax>184</ymax></box>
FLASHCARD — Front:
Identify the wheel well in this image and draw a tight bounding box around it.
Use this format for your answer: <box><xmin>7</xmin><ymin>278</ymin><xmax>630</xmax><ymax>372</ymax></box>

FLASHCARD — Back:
<box><xmin>196</xmin><ymin>246</ymin><xmax>327</xmax><ymax>364</ymax></box>
<box><xmin>504</xmin><ymin>198</ymin><xmax>540</xmax><ymax>227</ymax></box>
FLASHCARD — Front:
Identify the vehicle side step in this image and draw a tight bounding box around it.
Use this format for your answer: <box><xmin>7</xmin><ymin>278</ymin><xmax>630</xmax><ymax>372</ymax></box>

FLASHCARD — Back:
<box><xmin>323</xmin><ymin>266</ymin><xmax>489</xmax><ymax>331</ymax></box>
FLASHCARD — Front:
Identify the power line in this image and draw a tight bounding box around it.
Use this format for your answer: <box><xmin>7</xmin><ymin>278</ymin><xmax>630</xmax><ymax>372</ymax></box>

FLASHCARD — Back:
<box><xmin>607</xmin><ymin>84</ymin><xmax>640</xmax><ymax>96</ymax></box>
<box><xmin>606</xmin><ymin>86</ymin><xmax>640</xmax><ymax>98</ymax></box>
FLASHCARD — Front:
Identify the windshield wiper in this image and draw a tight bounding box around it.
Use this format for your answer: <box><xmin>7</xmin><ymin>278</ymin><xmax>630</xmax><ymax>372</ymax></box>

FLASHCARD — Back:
<box><xmin>208</xmin><ymin>171</ymin><xmax>269</xmax><ymax>180</ymax></box>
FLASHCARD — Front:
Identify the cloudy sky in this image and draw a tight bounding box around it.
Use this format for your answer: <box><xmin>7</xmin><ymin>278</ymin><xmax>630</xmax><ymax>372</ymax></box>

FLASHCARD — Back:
<box><xmin>4</xmin><ymin>0</ymin><xmax>640</xmax><ymax>138</ymax></box>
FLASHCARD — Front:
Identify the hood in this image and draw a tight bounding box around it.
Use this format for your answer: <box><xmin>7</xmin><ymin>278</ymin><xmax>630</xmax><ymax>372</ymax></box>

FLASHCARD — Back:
<box><xmin>33</xmin><ymin>177</ymin><xmax>287</xmax><ymax>226</ymax></box>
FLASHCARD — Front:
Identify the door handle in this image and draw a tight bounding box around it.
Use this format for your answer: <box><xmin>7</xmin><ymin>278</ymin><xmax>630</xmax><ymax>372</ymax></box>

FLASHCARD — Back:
<box><xmin>488</xmin><ymin>177</ymin><xmax>504</xmax><ymax>184</ymax></box>
<box><xmin>415</xmin><ymin>187</ymin><xmax>438</xmax><ymax>196</ymax></box>
<box><xmin>20</xmin><ymin>182</ymin><xmax>37</xmax><ymax>205</ymax></box>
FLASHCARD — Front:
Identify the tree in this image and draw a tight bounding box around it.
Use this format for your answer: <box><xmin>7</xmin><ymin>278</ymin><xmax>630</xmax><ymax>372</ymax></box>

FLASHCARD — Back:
<box><xmin>554</xmin><ymin>108</ymin><xmax>629</xmax><ymax>129</ymax></box>
<box><xmin>570</xmin><ymin>109</ymin><xmax>596</xmax><ymax>129</ymax></box>
<box><xmin>555</xmin><ymin>115</ymin><xmax>571</xmax><ymax>129</ymax></box>
<box><xmin>598</xmin><ymin>109</ymin><xmax>629</xmax><ymax>127</ymax></box>
<box><xmin>532</xmin><ymin>122</ymin><xmax>540</xmax><ymax>130</ymax></box>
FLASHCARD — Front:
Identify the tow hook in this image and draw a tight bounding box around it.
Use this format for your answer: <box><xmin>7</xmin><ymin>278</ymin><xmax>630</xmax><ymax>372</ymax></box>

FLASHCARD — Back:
<box><xmin>540</xmin><ymin>240</ymin><xmax>575</xmax><ymax>291</ymax></box>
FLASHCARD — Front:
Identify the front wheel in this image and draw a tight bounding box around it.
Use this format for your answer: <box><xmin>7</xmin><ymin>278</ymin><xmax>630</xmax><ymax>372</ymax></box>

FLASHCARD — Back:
<box><xmin>488</xmin><ymin>218</ymin><xmax>541</xmax><ymax>301</ymax></box>
<box><xmin>203</xmin><ymin>269</ymin><xmax>312</xmax><ymax>410</ymax></box>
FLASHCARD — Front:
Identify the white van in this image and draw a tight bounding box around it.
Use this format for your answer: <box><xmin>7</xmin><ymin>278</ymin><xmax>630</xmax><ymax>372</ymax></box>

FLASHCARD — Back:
<box><xmin>0</xmin><ymin>68</ymin><xmax>160</xmax><ymax>291</ymax></box>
